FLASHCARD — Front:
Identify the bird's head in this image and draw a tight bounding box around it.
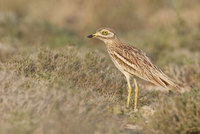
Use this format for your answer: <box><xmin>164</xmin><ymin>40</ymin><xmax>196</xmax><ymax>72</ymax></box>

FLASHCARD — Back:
<box><xmin>87</xmin><ymin>27</ymin><xmax>117</xmax><ymax>44</ymax></box>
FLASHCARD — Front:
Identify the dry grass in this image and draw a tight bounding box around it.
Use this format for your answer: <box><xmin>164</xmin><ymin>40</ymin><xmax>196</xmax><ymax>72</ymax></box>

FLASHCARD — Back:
<box><xmin>0</xmin><ymin>46</ymin><xmax>199</xmax><ymax>134</ymax></box>
<box><xmin>0</xmin><ymin>0</ymin><xmax>200</xmax><ymax>134</ymax></box>
<box><xmin>0</xmin><ymin>47</ymin><xmax>162</xmax><ymax>134</ymax></box>
<box><xmin>142</xmin><ymin>88</ymin><xmax>200</xmax><ymax>134</ymax></box>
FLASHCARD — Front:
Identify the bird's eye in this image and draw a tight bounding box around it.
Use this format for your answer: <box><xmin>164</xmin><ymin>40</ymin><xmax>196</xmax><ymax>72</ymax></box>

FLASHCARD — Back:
<box><xmin>102</xmin><ymin>31</ymin><xmax>108</xmax><ymax>35</ymax></box>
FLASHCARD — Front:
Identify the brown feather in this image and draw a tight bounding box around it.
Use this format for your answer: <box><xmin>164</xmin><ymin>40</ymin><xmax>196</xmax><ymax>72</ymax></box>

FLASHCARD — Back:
<box><xmin>107</xmin><ymin>41</ymin><xmax>178</xmax><ymax>89</ymax></box>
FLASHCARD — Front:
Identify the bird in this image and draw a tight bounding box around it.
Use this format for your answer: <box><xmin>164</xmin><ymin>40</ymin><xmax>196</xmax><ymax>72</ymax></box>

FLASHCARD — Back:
<box><xmin>87</xmin><ymin>27</ymin><xmax>178</xmax><ymax>111</ymax></box>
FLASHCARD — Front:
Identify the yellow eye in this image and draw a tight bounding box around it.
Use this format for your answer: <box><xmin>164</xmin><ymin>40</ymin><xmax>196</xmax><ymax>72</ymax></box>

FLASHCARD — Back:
<box><xmin>102</xmin><ymin>31</ymin><xmax>108</xmax><ymax>35</ymax></box>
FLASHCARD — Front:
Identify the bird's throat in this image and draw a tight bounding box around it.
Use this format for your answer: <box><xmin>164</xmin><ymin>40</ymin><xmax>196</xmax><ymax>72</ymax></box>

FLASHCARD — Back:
<box><xmin>103</xmin><ymin>37</ymin><xmax>121</xmax><ymax>46</ymax></box>
<box><xmin>103</xmin><ymin>39</ymin><xmax>113</xmax><ymax>45</ymax></box>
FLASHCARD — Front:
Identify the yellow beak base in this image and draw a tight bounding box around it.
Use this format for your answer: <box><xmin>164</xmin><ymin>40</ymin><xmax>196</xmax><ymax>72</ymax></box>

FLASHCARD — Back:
<box><xmin>87</xmin><ymin>33</ymin><xmax>97</xmax><ymax>38</ymax></box>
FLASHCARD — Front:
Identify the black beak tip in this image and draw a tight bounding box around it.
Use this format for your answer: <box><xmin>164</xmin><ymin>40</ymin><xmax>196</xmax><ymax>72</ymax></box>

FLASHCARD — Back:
<box><xmin>87</xmin><ymin>34</ymin><xmax>93</xmax><ymax>38</ymax></box>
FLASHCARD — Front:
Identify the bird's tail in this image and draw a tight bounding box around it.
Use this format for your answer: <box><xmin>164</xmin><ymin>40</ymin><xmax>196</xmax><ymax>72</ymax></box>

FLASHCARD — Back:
<box><xmin>152</xmin><ymin>67</ymin><xmax>180</xmax><ymax>90</ymax></box>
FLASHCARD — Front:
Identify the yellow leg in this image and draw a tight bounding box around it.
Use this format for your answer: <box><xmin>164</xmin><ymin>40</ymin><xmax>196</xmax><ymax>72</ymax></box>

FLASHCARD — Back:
<box><xmin>133</xmin><ymin>78</ymin><xmax>139</xmax><ymax>111</ymax></box>
<box><xmin>126</xmin><ymin>78</ymin><xmax>132</xmax><ymax>108</ymax></box>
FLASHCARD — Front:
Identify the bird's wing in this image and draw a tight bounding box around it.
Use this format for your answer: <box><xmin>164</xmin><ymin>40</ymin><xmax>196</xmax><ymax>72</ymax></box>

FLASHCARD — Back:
<box><xmin>113</xmin><ymin>44</ymin><xmax>177</xmax><ymax>88</ymax></box>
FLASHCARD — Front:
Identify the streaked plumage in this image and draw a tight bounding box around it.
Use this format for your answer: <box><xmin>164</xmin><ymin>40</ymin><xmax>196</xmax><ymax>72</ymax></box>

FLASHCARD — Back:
<box><xmin>107</xmin><ymin>43</ymin><xmax>177</xmax><ymax>88</ymax></box>
<box><xmin>88</xmin><ymin>27</ymin><xmax>178</xmax><ymax>110</ymax></box>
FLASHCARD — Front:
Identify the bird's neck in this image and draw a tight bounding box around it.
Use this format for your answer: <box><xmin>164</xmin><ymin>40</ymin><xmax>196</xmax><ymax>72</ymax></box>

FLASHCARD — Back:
<box><xmin>104</xmin><ymin>37</ymin><xmax>122</xmax><ymax>47</ymax></box>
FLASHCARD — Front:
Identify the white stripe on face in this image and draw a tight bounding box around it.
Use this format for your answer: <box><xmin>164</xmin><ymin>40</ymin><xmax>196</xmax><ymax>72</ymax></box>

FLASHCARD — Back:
<box><xmin>96</xmin><ymin>30</ymin><xmax>115</xmax><ymax>39</ymax></box>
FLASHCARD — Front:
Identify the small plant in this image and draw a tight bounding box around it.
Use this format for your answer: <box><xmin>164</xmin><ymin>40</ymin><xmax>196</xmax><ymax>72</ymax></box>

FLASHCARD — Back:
<box><xmin>142</xmin><ymin>88</ymin><xmax>200</xmax><ymax>134</ymax></box>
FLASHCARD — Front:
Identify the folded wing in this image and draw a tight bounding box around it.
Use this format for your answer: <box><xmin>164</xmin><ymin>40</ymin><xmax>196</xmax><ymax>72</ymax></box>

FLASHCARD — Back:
<box><xmin>113</xmin><ymin>44</ymin><xmax>177</xmax><ymax>88</ymax></box>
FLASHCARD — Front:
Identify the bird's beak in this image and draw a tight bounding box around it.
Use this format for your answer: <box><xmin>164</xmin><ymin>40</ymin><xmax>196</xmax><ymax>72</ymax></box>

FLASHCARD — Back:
<box><xmin>87</xmin><ymin>33</ymin><xmax>98</xmax><ymax>38</ymax></box>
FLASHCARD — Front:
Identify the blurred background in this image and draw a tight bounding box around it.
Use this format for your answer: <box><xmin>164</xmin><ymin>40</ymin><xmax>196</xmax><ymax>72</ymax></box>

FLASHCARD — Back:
<box><xmin>0</xmin><ymin>0</ymin><xmax>200</xmax><ymax>65</ymax></box>
<box><xmin>0</xmin><ymin>0</ymin><xmax>200</xmax><ymax>134</ymax></box>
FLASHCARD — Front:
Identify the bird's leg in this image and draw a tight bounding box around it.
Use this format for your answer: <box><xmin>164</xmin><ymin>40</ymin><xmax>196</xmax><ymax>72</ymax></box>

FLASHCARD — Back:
<box><xmin>133</xmin><ymin>78</ymin><xmax>139</xmax><ymax>111</ymax></box>
<box><xmin>126</xmin><ymin>77</ymin><xmax>132</xmax><ymax>108</ymax></box>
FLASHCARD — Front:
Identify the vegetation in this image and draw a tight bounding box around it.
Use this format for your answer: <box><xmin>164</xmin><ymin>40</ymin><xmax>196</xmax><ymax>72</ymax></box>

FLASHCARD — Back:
<box><xmin>0</xmin><ymin>0</ymin><xmax>200</xmax><ymax>134</ymax></box>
